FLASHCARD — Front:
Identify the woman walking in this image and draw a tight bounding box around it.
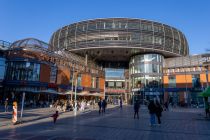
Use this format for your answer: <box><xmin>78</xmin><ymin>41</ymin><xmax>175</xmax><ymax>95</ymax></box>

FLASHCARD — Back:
<box><xmin>148</xmin><ymin>100</ymin><xmax>156</xmax><ymax>126</ymax></box>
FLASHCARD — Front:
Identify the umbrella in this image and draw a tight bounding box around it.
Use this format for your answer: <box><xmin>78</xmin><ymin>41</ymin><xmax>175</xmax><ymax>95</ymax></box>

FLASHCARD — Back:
<box><xmin>199</xmin><ymin>87</ymin><xmax>210</xmax><ymax>97</ymax></box>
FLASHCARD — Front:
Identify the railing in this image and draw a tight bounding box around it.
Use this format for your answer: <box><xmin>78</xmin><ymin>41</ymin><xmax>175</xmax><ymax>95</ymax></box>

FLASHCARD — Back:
<box><xmin>0</xmin><ymin>40</ymin><xmax>11</xmax><ymax>49</ymax></box>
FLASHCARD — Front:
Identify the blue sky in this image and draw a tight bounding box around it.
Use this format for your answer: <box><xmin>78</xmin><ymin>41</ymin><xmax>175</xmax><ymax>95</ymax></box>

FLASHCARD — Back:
<box><xmin>0</xmin><ymin>0</ymin><xmax>210</xmax><ymax>55</ymax></box>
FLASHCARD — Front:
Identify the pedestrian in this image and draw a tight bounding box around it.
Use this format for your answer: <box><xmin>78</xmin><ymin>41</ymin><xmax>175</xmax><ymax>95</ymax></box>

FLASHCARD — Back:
<box><xmin>51</xmin><ymin>111</ymin><xmax>59</xmax><ymax>124</ymax></box>
<box><xmin>148</xmin><ymin>100</ymin><xmax>156</xmax><ymax>126</ymax></box>
<box><xmin>164</xmin><ymin>101</ymin><xmax>168</xmax><ymax>111</ymax></box>
<box><xmin>4</xmin><ymin>98</ymin><xmax>9</xmax><ymax>112</ymax></box>
<box><xmin>155</xmin><ymin>101</ymin><xmax>163</xmax><ymax>125</ymax></box>
<box><xmin>120</xmin><ymin>98</ymin><xmax>123</xmax><ymax>109</ymax></box>
<box><xmin>12</xmin><ymin>101</ymin><xmax>18</xmax><ymax>124</ymax></box>
<box><xmin>134</xmin><ymin>100</ymin><xmax>140</xmax><ymax>119</ymax></box>
<box><xmin>204</xmin><ymin>97</ymin><xmax>210</xmax><ymax>118</ymax></box>
<box><xmin>98</xmin><ymin>99</ymin><xmax>102</xmax><ymax>115</ymax></box>
<box><xmin>102</xmin><ymin>99</ymin><xmax>107</xmax><ymax>114</ymax></box>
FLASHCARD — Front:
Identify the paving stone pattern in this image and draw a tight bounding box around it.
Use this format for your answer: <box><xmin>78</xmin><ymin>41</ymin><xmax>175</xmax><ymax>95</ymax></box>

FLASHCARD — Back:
<box><xmin>0</xmin><ymin>105</ymin><xmax>210</xmax><ymax>140</ymax></box>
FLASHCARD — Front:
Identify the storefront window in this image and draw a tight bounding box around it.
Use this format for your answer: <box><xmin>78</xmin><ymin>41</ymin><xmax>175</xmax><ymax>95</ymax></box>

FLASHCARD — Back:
<box><xmin>169</xmin><ymin>76</ymin><xmax>176</xmax><ymax>88</ymax></box>
<box><xmin>192</xmin><ymin>74</ymin><xmax>201</xmax><ymax>88</ymax></box>
<box><xmin>5</xmin><ymin>61</ymin><xmax>40</xmax><ymax>81</ymax></box>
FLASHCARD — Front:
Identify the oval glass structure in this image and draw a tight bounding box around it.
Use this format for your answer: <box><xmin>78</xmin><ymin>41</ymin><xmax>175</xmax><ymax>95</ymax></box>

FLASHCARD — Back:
<box><xmin>49</xmin><ymin>18</ymin><xmax>189</xmax><ymax>61</ymax></box>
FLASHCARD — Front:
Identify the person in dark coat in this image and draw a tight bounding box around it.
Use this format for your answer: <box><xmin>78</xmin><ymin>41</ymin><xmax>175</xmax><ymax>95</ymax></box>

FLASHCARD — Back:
<box><xmin>155</xmin><ymin>101</ymin><xmax>163</xmax><ymax>125</ymax></box>
<box><xmin>98</xmin><ymin>99</ymin><xmax>102</xmax><ymax>115</ymax></box>
<box><xmin>164</xmin><ymin>102</ymin><xmax>169</xmax><ymax>111</ymax></box>
<box><xmin>4</xmin><ymin>98</ymin><xmax>9</xmax><ymax>112</ymax></box>
<box><xmin>134</xmin><ymin>100</ymin><xmax>140</xmax><ymax>119</ymax></box>
<box><xmin>120</xmin><ymin>98</ymin><xmax>123</xmax><ymax>109</ymax></box>
<box><xmin>102</xmin><ymin>99</ymin><xmax>107</xmax><ymax>114</ymax></box>
<box><xmin>148</xmin><ymin>100</ymin><xmax>156</xmax><ymax>126</ymax></box>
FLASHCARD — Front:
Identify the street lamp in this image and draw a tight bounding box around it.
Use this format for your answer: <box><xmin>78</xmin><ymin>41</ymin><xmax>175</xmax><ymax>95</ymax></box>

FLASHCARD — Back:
<box><xmin>184</xmin><ymin>67</ymin><xmax>188</xmax><ymax>103</ymax></box>
<box><xmin>74</xmin><ymin>76</ymin><xmax>77</xmax><ymax>116</ymax></box>
<box><xmin>71</xmin><ymin>66</ymin><xmax>74</xmax><ymax>102</ymax></box>
<box><xmin>205</xmin><ymin>65</ymin><xmax>209</xmax><ymax>87</ymax></box>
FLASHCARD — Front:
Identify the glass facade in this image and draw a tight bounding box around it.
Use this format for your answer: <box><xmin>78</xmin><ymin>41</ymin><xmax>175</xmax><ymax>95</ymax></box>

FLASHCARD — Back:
<box><xmin>77</xmin><ymin>74</ymin><xmax>82</xmax><ymax>87</ymax></box>
<box><xmin>105</xmin><ymin>68</ymin><xmax>125</xmax><ymax>78</ymax></box>
<box><xmin>50</xmin><ymin>18</ymin><xmax>189</xmax><ymax>56</ymax></box>
<box><xmin>5</xmin><ymin>61</ymin><xmax>40</xmax><ymax>81</ymax></box>
<box><xmin>130</xmin><ymin>54</ymin><xmax>163</xmax><ymax>89</ymax></box>
<box><xmin>0</xmin><ymin>57</ymin><xmax>6</xmax><ymax>80</ymax></box>
<box><xmin>192</xmin><ymin>74</ymin><xmax>201</xmax><ymax>88</ymax></box>
<box><xmin>50</xmin><ymin>66</ymin><xmax>57</xmax><ymax>83</ymax></box>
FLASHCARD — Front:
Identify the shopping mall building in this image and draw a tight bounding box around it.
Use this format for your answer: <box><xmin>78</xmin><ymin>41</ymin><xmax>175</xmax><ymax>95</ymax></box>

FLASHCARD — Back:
<box><xmin>1</xmin><ymin>18</ymin><xmax>210</xmax><ymax>106</ymax></box>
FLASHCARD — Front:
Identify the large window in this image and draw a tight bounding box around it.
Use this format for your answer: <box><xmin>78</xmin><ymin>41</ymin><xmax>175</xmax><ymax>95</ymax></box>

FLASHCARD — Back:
<box><xmin>96</xmin><ymin>77</ymin><xmax>99</xmax><ymax>88</ymax></box>
<box><xmin>91</xmin><ymin>77</ymin><xmax>95</xmax><ymax>88</ymax></box>
<box><xmin>169</xmin><ymin>76</ymin><xmax>176</xmax><ymax>88</ymax></box>
<box><xmin>5</xmin><ymin>61</ymin><xmax>40</xmax><ymax>81</ymax></box>
<box><xmin>50</xmin><ymin>66</ymin><xmax>57</xmax><ymax>83</ymax></box>
<box><xmin>0</xmin><ymin>57</ymin><xmax>6</xmax><ymax>80</ymax></box>
<box><xmin>192</xmin><ymin>74</ymin><xmax>201</xmax><ymax>88</ymax></box>
<box><xmin>105</xmin><ymin>68</ymin><xmax>125</xmax><ymax>78</ymax></box>
<box><xmin>77</xmin><ymin>74</ymin><xmax>82</xmax><ymax>87</ymax></box>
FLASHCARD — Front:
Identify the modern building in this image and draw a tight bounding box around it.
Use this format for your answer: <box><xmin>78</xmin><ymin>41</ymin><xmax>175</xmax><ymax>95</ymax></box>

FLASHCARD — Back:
<box><xmin>0</xmin><ymin>40</ymin><xmax>11</xmax><ymax>103</ymax></box>
<box><xmin>3</xmin><ymin>38</ymin><xmax>104</xmax><ymax>104</ymax></box>
<box><xmin>2</xmin><ymin>18</ymin><xmax>209</xmax><ymax>106</ymax></box>
<box><xmin>49</xmin><ymin>18</ymin><xmax>189</xmax><ymax>104</ymax></box>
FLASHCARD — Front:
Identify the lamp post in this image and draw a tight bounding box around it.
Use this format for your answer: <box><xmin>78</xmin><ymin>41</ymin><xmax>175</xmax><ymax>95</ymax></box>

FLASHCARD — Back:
<box><xmin>205</xmin><ymin>65</ymin><xmax>209</xmax><ymax>87</ymax></box>
<box><xmin>184</xmin><ymin>67</ymin><xmax>188</xmax><ymax>106</ymax></box>
<box><xmin>104</xmin><ymin>83</ymin><xmax>106</xmax><ymax>100</ymax></box>
<box><xmin>71</xmin><ymin>66</ymin><xmax>74</xmax><ymax>102</ymax></box>
<box><xmin>74</xmin><ymin>75</ymin><xmax>78</xmax><ymax>116</ymax></box>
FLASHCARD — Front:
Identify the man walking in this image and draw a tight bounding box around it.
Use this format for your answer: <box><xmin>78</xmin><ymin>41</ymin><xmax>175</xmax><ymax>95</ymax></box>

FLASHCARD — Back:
<box><xmin>98</xmin><ymin>99</ymin><xmax>102</xmax><ymax>115</ymax></box>
<box><xmin>102</xmin><ymin>99</ymin><xmax>107</xmax><ymax>114</ymax></box>
<box><xmin>134</xmin><ymin>100</ymin><xmax>140</xmax><ymax>119</ymax></box>
<box><xmin>4</xmin><ymin>98</ymin><xmax>9</xmax><ymax>112</ymax></box>
<box><xmin>148</xmin><ymin>100</ymin><xmax>156</xmax><ymax>126</ymax></box>
<box><xmin>120</xmin><ymin>98</ymin><xmax>123</xmax><ymax>109</ymax></box>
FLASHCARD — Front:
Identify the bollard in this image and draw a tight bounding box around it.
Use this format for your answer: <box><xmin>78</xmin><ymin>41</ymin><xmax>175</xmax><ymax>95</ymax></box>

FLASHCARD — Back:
<box><xmin>12</xmin><ymin>101</ymin><xmax>18</xmax><ymax>124</ymax></box>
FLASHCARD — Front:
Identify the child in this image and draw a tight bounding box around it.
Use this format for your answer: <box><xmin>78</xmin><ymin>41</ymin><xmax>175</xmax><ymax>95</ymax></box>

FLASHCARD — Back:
<box><xmin>51</xmin><ymin>111</ymin><xmax>59</xmax><ymax>124</ymax></box>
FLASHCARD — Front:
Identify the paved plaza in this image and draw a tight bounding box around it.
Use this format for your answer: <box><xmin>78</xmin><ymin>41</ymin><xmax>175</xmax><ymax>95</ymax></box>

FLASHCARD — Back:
<box><xmin>0</xmin><ymin>105</ymin><xmax>210</xmax><ymax>140</ymax></box>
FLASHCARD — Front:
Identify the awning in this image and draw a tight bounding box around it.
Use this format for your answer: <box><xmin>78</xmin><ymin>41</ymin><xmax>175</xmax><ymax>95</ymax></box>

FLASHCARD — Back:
<box><xmin>36</xmin><ymin>89</ymin><xmax>63</xmax><ymax>95</ymax></box>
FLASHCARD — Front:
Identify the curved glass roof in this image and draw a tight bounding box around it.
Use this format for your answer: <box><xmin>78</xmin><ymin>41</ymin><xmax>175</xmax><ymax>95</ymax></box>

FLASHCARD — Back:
<box><xmin>11</xmin><ymin>38</ymin><xmax>50</xmax><ymax>50</ymax></box>
<box><xmin>9</xmin><ymin>38</ymin><xmax>101</xmax><ymax>70</ymax></box>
